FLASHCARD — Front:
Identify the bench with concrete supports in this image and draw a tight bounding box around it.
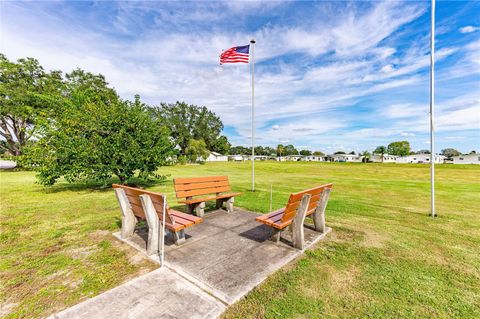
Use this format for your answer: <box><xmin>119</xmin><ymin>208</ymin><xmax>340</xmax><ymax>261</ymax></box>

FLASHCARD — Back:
<box><xmin>255</xmin><ymin>183</ymin><xmax>333</xmax><ymax>250</ymax></box>
<box><xmin>112</xmin><ymin>184</ymin><xmax>202</xmax><ymax>255</ymax></box>
<box><xmin>173</xmin><ymin>176</ymin><xmax>242</xmax><ymax>217</ymax></box>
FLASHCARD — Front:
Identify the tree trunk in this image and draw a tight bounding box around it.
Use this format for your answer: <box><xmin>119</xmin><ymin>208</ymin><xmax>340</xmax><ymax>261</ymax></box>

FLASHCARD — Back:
<box><xmin>117</xmin><ymin>175</ymin><xmax>126</xmax><ymax>184</ymax></box>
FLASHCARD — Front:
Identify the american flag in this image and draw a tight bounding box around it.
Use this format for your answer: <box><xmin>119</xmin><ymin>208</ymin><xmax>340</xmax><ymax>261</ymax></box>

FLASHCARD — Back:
<box><xmin>220</xmin><ymin>44</ymin><xmax>250</xmax><ymax>64</ymax></box>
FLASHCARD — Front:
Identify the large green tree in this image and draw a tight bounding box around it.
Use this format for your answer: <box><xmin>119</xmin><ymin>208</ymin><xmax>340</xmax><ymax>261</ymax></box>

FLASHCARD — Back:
<box><xmin>25</xmin><ymin>92</ymin><xmax>175</xmax><ymax>185</ymax></box>
<box><xmin>283</xmin><ymin>144</ymin><xmax>298</xmax><ymax>156</ymax></box>
<box><xmin>185</xmin><ymin>138</ymin><xmax>209</xmax><ymax>163</ymax></box>
<box><xmin>299</xmin><ymin>149</ymin><xmax>312</xmax><ymax>156</ymax></box>
<box><xmin>211</xmin><ymin>135</ymin><xmax>231</xmax><ymax>154</ymax></box>
<box><xmin>276</xmin><ymin>144</ymin><xmax>285</xmax><ymax>157</ymax></box>
<box><xmin>156</xmin><ymin>102</ymin><xmax>227</xmax><ymax>155</ymax></box>
<box><xmin>387</xmin><ymin>141</ymin><xmax>411</xmax><ymax>156</ymax></box>
<box><xmin>360</xmin><ymin>150</ymin><xmax>371</xmax><ymax>163</ymax></box>
<box><xmin>229</xmin><ymin>146</ymin><xmax>250</xmax><ymax>155</ymax></box>
<box><xmin>0</xmin><ymin>54</ymin><xmax>62</xmax><ymax>155</ymax></box>
<box><xmin>441</xmin><ymin>148</ymin><xmax>460</xmax><ymax>158</ymax></box>
<box><xmin>373</xmin><ymin>145</ymin><xmax>387</xmax><ymax>162</ymax></box>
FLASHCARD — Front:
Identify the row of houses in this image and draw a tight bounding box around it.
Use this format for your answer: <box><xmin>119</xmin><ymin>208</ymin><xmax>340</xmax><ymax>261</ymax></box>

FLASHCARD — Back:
<box><xmin>331</xmin><ymin>153</ymin><xmax>479</xmax><ymax>164</ymax></box>
<box><xmin>206</xmin><ymin>152</ymin><xmax>480</xmax><ymax>164</ymax></box>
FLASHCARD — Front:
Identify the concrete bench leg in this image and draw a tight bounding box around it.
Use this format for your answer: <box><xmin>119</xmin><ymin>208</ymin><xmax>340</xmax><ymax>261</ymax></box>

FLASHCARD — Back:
<box><xmin>312</xmin><ymin>188</ymin><xmax>331</xmax><ymax>233</ymax></box>
<box><xmin>292</xmin><ymin>194</ymin><xmax>311</xmax><ymax>250</ymax></box>
<box><xmin>187</xmin><ymin>202</ymin><xmax>205</xmax><ymax>217</ymax></box>
<box><xmin>195</xmin><ymin>202</ymin><xmax>205</xmax><ymax>217</ymax></box>
<box><xmin>139</xmin><ymin>194</ymin><xmax>162</xmax><ymax>256</ymax></box>
<box><xmin>269</xmin><ymin>228</ymin><xmax>281</xmax><ymax>243</ymax></box>
<box><xmin>225</xmin><ymin>197</ymin><xmax>234</xmax><ymax>213</ymax></box>
<box><xmin>114</xmin><ymin>188</ymin><xmax>137</xmax><ymax>239</ymax></box>
<box><xmin>173</xmin><ymin>229</ymin><xmax>186</xmax><ymax>246</ymax></box>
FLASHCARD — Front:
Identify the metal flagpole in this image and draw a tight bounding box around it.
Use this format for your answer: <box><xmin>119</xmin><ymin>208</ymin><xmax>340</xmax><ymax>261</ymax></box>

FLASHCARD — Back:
<box><xmin>250</xmin><ymin>39</ymin><xmax>256</xmax><ymax>192</ymax></box>
<box><xmin>430</xmin><ymin>0</ymin><xmax>436</xmax><ymax>217</ymax></box>
<box><xmin>161</xmin><ymin>194</ymin><xmax>166</xmax><ymax>267</ymax></box>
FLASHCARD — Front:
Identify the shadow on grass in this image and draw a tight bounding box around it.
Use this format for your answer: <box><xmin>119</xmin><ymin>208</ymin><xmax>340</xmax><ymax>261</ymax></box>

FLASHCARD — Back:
<box><xmin>42</xmin><ymin>176</ymin><xmax>170</xmax><ymax>194</ymax></box>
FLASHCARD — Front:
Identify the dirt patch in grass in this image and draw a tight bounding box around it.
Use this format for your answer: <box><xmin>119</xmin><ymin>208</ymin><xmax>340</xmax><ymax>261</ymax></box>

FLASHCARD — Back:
<box><xmin>330</xmin><ymin>265</ymin><xmax>360</xmax><ymax>294</ymax></box>
<box><xmin>67</xmin><ymin>246</ymin><xmax>99</xmax><ymax>260</ymax></box>
<box><xmin>0</xmin><ymin>302</ymin><xmax>18</xmax><ymax>318</ymax></box>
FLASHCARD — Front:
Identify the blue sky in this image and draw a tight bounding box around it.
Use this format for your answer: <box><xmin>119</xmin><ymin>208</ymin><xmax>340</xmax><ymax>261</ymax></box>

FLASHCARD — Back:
<box><xmin>1</xmin><ymin>1</ymin><xmax>479</xmax><ymax>153</ymax></box>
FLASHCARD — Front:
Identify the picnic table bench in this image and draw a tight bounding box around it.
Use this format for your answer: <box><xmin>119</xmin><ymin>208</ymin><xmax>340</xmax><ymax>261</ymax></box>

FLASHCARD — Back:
<box><xmin>113</xmin><ymin>184</ymin><xmax>202</xmax><ymax>255</ymax></box>
<box><xmin>173</xmin><ymin>176</ymin><xmax>242</xmax><ymax>217</ymax></box>
<box><xmin>256</xmin><ymin>183</ymin><xmax>333</xmax><ymax>249</ymax></box>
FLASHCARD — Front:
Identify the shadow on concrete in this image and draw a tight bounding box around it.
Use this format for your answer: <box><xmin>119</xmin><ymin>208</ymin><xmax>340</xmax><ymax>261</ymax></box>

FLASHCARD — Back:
<box><xmin>238</xmin><ymin>224</ymin><xmax>273</xmax><ymax>243</ymax></box>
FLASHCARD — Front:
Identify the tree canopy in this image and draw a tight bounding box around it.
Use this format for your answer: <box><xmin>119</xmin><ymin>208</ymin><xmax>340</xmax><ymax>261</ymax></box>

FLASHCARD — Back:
<box><xmin>387</xmin><ymin>141</ymin><xmax>411</xmax><ymax>156</ymax></box>
<box><xmin>185</xmin><ymin>138</ymin><xmax>209</xmax><ymax>163</ymax></box>
<box><xmin>229</xmin><ymin>146</ymin><xmax>250</xmax><ymax>155</ymax></box>
<box><xmin>211</xmin><ymin>135</ymin><xmax>231</xmax><ymax>155</ymax></box>
<box><xmin>24</xmin><ymin>84</ymin><xmax>175</xmax><ymax>185</ymax></box>
<box><xmin>0</xmin><ymin>54</ymin><xmax>63</xmax><ymax>155</ymax></box>
<box><xmin>283</xmin><ymin>144</ymin><xmax>298</xmax><ymax>156</ymax></box>
<box><xmin>440</xmin><ymin>148</ymin><xmax>462</xmax><ymax>158</ymax></box>
<box><xmin>156</xmin><ymin>102</ymin><xmax>227</xmax><ymax>155</ymax></box>
<box><xmin>373</xmin><ymin>146</ymin><xmax>387</xmax><ymax>155</ymax></box>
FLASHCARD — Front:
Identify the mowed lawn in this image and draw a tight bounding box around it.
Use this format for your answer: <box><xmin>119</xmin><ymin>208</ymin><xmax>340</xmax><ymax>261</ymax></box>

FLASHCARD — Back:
<box><xmin>1</xmin><ymin>162</ymin><xmax>479</xmax><ymax>318</ymax></box>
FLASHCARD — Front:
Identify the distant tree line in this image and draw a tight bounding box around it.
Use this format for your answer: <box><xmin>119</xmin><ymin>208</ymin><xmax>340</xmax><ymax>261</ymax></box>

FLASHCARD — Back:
<box><xmin>229</xmin><ymin>144</ymin><xmax>325</xmax><ymax>157</ymax></box>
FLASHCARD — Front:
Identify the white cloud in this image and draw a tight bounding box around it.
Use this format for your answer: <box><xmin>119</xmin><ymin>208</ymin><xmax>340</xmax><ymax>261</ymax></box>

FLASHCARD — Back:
<box><xmin>459</xmin><ymin>26</ymin><xmax>479</xmax><ymax>34</ymax></box>
<box><xmin>401</xmin><ymin>132</ymin><xmax>416</xmax><ymax>137</ymax></box>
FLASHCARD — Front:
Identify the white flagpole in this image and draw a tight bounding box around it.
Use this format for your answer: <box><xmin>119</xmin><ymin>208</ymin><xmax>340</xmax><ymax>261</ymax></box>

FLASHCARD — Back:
<box><xmin>430</xmin><ymin>0</ymin><xmax>436</xmax><ymax>217</ymax></box>
<box><xmin>250</xmin><ymin>39</ymin><xmax>256</xmax><ymax>192</ymax></box>
<box><xmin>161</xmin><ymin>194</ymin><xmax>166</xmax><ymax>267</ymax></box>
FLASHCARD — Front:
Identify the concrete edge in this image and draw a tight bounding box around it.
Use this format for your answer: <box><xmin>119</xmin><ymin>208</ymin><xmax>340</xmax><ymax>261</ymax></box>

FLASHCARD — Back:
<box><xmin>227</xmin><ymin>227</ymin><xmax>332</xmax><ymax>304</ymax></box>
<box><xmin>47</xmin><ymin>268</ymin><xmax>168</xmax><ymax>319</ymax></box>
<box><xmin>113</xmin><ymin>232</ymin><xmax>231</xmax><ymax>305</ymax></box>
<box><xmin>164</xmin><ymin>262</ymin><xmax>231</xmax><ymax>305</ymax></box>
<box><xmin>112</xmin><ymin>227</ymin><xmax>332</xmax><ymax>307</ymax></box>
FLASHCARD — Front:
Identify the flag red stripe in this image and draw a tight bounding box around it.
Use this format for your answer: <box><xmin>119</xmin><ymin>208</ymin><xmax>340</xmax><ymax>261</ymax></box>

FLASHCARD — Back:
<box><xmin>220</xmin><ymin>45</ymin><xmax>250</xmax><ymax>64</ymax></box>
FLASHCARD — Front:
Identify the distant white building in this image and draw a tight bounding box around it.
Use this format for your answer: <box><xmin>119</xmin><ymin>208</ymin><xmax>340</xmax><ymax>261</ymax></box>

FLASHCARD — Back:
<box><xmin>245</xmin><ymin>155</ymin><xmax>271</xmax><ymax>161</ymax></box>
<box><xmin>228</xmin><ymin>155</ymin><xmax>245</xmax><ymax>162</ymax></box>
<box><xmin>396</xmin><ymin>154</ymin><xmax>445</xmax><ymax>164</ymax></box>
<box><xmin>452</xmin><ymin>154</ymin><xmax>480</xmax><ymax>164</ymax></box>
<box><xmin>371</xmin><ymin>154</ymin><xmax>397</xmax><ymax>163</ymax></box>
<box><xmin>331</xmin><ymin>154</ymin><xmax>363</xmax><ymax>162</ymax></box>
<box><xmin>0</xmin><ymin>160</ymin><xmax>16</xmax><ymax>169</ymax></box>
<box><xmin>205</xmin><ymin>152</ymin><xmax>228</xmax><ymax>162</ymax></box>
<box><xmin>276</xmin><ymin>155</ymin><xmax>303</xmax><ymax>161</ymax></box>
<box><xmin>301</xmin><ymin>155</ymin><xmax>325</xmax><ymax>162</ymax></box>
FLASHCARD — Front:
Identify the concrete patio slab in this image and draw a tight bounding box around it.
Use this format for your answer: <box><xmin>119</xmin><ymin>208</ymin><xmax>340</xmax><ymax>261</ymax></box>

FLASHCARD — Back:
<box><xmin>49</xmin><ymin>267</ymin><xmax>226</xmax><ymax>319</ymax></box>
<box><xmin>115</xmin><ymin>208</ymin><xmax>331</xmax><ymax>305</ymax></box>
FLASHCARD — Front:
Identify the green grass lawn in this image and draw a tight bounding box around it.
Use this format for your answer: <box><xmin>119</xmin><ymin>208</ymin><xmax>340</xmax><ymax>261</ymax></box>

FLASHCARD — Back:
<box><xmin>1</xmin><ymin>162</ymin><xmax>479</xmax><ymax>318</ymax></box>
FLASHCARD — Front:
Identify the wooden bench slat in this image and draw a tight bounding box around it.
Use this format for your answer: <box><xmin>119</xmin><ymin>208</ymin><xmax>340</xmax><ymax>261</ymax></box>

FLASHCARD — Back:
<box><xmin>178</xmin><ymin>192</ymin><xmax>241</xmax><ymax>204</ymax></box>
<box><xmin>129</xmin><ymin>202</ymin><xmax>146</xmax><ymax>219</ymax></box>
<box><xmin>288</xmin><ymin>184</ymin><xmax>333</xmax><ymax>202</ymax></box>
<box><xmin>255</xmin><ymin>208</ymin><xmax>285</xmax><ymax>221</ymax></box>
<box><xmin>176</xmin><ymin>186</ymin><xmax>231</xmax><ymax>198</ymax></box>
<box><xmin>174</xmin><ymin>180</ymin><xmax>230</xmax><ymax>191</ymax></box>
<box><xmin>174</xmin><ymin>175</ymin><xmax>228</xmax><ymax>184</ymax></box>
<box><xmin>169</xmin><ymin>215</ymin><xmax>195</xmax><ymax>228</ymax></box>
<box><xmin>170</xmin><ymin>210</ymin><xmax>203</xmax><ymax>224</ymax></box>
